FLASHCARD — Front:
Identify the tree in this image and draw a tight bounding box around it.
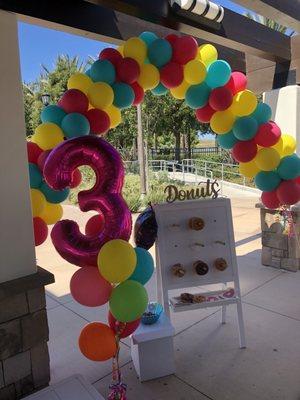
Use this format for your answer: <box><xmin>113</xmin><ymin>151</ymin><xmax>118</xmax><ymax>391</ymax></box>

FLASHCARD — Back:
<box><xmin>142</xmin><ymin>92</ymin><xmax>209</xmax><ymax>161</ymax></box>
<box><xmin>245</xmin><ymin>12</ymin><xmax>294</xmax><ymax>35</ymax></box>
<box><xmin>23</xmin><ymin>55</ymin><xmax>86</xmax><ymax>136</ymax></box>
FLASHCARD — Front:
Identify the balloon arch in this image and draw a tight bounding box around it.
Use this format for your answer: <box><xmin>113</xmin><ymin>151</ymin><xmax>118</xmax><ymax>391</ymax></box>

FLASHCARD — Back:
<box><xmin>26</xmin><ymin>31</ymin><xmax>300</xmax><ymax>395</ymax></box>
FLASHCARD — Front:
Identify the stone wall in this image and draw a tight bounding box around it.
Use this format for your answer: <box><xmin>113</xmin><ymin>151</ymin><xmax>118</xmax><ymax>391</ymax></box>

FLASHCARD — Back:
<box><xmin>258</xmin><ymin>204</ymin><xmax>300</xmax><ymax>272</ymax></box>
<box><xmin>0</xmin><ymin>267</ymin><xmax>54</xmax><ymax>399</ymax></box>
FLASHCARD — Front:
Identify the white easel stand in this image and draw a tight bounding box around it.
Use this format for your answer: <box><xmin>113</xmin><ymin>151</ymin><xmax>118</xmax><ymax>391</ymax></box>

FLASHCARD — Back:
<box><xmin>131</xmin><ymin>312</ymin><xmax>175</xmax><ymax>382</ymax></box>
<box><xmin>154</xmin><ymin>199</ymin><xmax>247</xmax><ymax>350</ymax></box>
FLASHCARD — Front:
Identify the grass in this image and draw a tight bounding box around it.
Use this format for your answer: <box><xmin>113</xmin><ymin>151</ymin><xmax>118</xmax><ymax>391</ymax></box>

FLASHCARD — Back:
<box><xmin>68</xmin><ymin>168</ymin><xmax>188</xmax><ymax>212</ymax></box>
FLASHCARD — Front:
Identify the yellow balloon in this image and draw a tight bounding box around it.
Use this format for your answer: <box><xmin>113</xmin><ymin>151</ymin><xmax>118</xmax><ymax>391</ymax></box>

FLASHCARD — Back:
<box><xmin>137</xmin><ymin>64</ymin><xmax>160</xmax><ymax>90</ymax></box>
<box><xmin>124</xmin><ymin>37</ymin><xmax>147</xmax><ymax>65</ymax></box>
<box><xmin>105</xmin><ymin>104</ymin><xmax>122</xmax><ymax>129</ymax></box>
<box><xmin>255</xmin><ymin>148</ymin><xmax>280</xmax><ymax>171</ymax></box>
<box><xmin>97</xmin><ymin>239</ymin><xmax>137</xmax><ymax>284</ymax></box>
<box><xmin>184</xmin><ymin>59</ymin><xmax>206</xmax><ymax>85</ymax></box>
<box><xmin>230</xmin><ymin>90</ymin><xmax>257</xmax><ymax>117</ymax></box>
<box><xmin>239</xmin><ymin>160</ymin><xmax>260</xmax><ymax>178</ymax></box>
<box><xmin>117</xmin><ymin>45</ymin><xmax>124</xmax><ymax>56</ymax></box>
<box><xmin>170</xmin><ymin>80</ymin><xmax>190</xmax><ymax>100</ymax></box>
<box><xmin>31</xmin><ymin>123</ymin><xmax>64</xmax><ymax>151</ymax></box>
<box><xmin>67</xmin><ymin>73</ymin><xmax>93</xmax><ymax>95</ymax></box>
<box><xmin>30</xmin><ymin>189</ymin><xmax>46</xmax><ymax>217</ymax></box>
<box><xmin>210</xmin><ymin>110</ymin><xmax>235</xmax><ymax>134</ymax></box>
<box><xmin>280</xmin><ymin>134</ymin><xmax>296</xmax><ymax>157</ymax></box>
<box><xmin>88</xmin><ymin>82</ymin><xmax>114</xmax><ymax>110</ymax></box>
<box><xmin>40</xmin><ymin>201</ymin><xmax>63</xmax><ymax>225</ymax></box>
<box><xmin>196</xmin><ymin>44</ymin><xmax>218</xmax><ymax>67</ymax></box>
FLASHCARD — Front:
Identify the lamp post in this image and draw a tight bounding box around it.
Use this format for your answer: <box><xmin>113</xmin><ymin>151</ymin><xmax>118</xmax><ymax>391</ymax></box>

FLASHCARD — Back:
<box><xmin>41</xmin><ymin>93</ymin><xmax>51</xmax><ymax>107</ymax></box>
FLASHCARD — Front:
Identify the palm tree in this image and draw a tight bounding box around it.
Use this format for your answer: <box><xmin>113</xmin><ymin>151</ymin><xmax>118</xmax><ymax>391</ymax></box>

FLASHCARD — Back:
<box><xmin>245</xmin><ymin>12</ymin><xmax>294</xmax><ymax>36</ymax></box>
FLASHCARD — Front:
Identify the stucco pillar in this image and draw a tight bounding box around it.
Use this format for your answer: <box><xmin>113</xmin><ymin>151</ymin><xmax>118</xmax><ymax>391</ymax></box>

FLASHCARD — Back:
<box><xmin>263</xmin><ymin>85</ymin><xmax>300</xmax><ymax>155</ymax></box>
<box><xmin>0</xmin><ymin>10</ymin><xmax>36</xmax><ymax>282</ymax></box>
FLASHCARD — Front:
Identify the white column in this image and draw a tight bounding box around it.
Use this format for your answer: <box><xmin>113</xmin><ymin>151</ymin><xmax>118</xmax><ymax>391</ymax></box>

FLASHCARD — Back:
<box><xmin>263</xmin><ymin>85</ymin><xmax>300</xmax><ymax>155</ymax></box>
<box><xmin>0</xmin><ymin>10</ymin><xmax>36</xmax><ymax>282</ymax></box>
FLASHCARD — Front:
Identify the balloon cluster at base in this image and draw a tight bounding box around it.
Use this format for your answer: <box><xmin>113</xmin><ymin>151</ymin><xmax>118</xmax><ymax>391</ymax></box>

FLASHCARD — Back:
<box><xmin>75</xmin><ymin>239</ymin><xmax>154</xmax><ymax>361</ymax></box>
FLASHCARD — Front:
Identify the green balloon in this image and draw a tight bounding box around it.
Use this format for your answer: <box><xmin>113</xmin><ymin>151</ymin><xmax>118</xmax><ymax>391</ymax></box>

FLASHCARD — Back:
<box><xmin>109</xmin><ymin>280</ymin><xmax>148</xmax><ymax>323</ymax></box>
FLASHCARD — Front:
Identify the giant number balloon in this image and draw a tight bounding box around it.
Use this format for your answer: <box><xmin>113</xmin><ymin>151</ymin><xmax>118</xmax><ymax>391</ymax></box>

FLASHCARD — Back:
<box><xmin>43</xmin><ymin>135</ymin><xmax>132</xmax><ymax>266</ymax></box>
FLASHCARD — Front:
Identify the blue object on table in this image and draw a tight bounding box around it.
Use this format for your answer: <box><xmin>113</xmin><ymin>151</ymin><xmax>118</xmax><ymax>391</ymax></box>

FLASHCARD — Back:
<box><xmin>142</xmin><ymin>302</ymin><xmax>163</xmax><ymax>325</ymax></box>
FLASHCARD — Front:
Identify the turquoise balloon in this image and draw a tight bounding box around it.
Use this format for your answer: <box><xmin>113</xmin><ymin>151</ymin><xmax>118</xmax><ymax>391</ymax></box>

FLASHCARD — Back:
<box><xmin>139</xmin><ymin>31</ymin><xmax>158</xmax><ymax>46</ymax></box>
<box><xmin>29</xmin><ymin>163</ymin><xmax>42</xmax><ymax>189</ymax></box>
<box><xmin>251</xmin><ymin>102</ymin><xmax>272</xmax><ymax>125</ymax></box>
<box><xmin>41</xmin><ymin>105</ymin><xmax>66</xmax><ymax>126</ymax></box>
<box><xmin>109</xmin><ymin>280</ymin><xmax>148</xmax><ymax>323</ymax></box>
<box><xmin>277</xmin><ymin>154</ymin><xmax>300</xmax><ymax>180</ymax></box>
<box><xmin>185</xmin><ymin>83</ymin><xmax>210</xmax><ymax>109</ymax></box>
<box><xmin>148</xmin><ymin>39</ymin><xmax>172</xmax><ymax>68</ymax></box>
<box><xmin>61</xmin><ymin>113</ymin><xmax>90</xmax><ymax>138</ymax></box>
<box><xmin>85</xmin><ymin>68</ymin><xmax>91</xmax><ymax>78</ymax></box>
<box><xmin>40</xmin><ymin>182</ymin><xmax>70</xmax><ymax>203</ymax></box>
<box><xmin>206</xmin><ymin>60</ymin><xmax>231</xmax><ymax>89</ymax></box>
<box><xmin>90</xmin><ymin>59</ymin><xmax>115</xmax><ymax>84</ymax></box>
<box><xmin>128</xmin><ymin>248</ymin><xmax>154</xmax><ymax>285</ymax></box>
<box><xmin>113</xmin><ymin>82</ymin><xmax>134</xmax><ymax>109</ymax></box>
<box><xmin>254</xmin><ymin>171</ymin><xmax>281</xmax><ymax>192</ymax></box>
<box><xmin>217</xmin><ymin>131</ymin><xmax>238</xmax><ymax>149</ymax></box>
<box><xmin>233</xmin><ymin>116</ymin><xmax>258</xmax><ymax>141</ymax></box>
<box><xmin>151</xmin><ymin>83</ymin><xmax>168</xmax><ymax>96</ymax></box>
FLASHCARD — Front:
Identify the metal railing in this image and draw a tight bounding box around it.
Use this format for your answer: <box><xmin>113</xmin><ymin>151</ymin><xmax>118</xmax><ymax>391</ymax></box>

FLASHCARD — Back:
<box><xmin>182</xmin><ymin>159</ymin><xmax>246</xmax><ymax>186</ymax></box>
<box><xmin>124</xmin><ymin>158</ymin><xmax>252</xmax><ymax>196</ymax></box>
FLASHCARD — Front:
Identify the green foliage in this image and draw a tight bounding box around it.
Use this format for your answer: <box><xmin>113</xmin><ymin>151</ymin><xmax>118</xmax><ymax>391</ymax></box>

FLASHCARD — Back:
<box><xmin>123</xmin><ymin>175</ymin><xmax>143</xmax><ymax>212</ymax></box>
<box><xmin>68</xmin><ymin>168</ymin><xmax>187</xmax><ymax>212</ymax></box>
<box><xmin>23</xmin><ymin>55</ymin><xmax>86</xmax><ymax>136</ymax></box>
<box><xmin>245</xmin><ymin>12</ymin><xmax>290</xmax><ymax>34</ymax></box>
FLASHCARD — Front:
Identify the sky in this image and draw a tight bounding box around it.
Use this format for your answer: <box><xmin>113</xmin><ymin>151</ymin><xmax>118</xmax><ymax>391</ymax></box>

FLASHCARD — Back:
<box><xmin>18</xmin><ymin>0</ymin><xmax>248</xmax><ymax>83</ymax></box>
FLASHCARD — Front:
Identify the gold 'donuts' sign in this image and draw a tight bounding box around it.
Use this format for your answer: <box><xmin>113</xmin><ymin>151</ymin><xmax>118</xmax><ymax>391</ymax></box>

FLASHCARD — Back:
<box><xmin>164</xmin><ymin>179</ymin><xmax>220</xmax><ymax>203</ymax></box>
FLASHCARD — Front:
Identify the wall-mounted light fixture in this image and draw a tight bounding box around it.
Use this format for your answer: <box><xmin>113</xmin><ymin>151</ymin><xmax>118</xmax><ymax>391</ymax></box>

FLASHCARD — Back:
<box><xmin>170</xmin><ymin>0</ymin><xmax>224</xmax><ymax>23</ymax></box>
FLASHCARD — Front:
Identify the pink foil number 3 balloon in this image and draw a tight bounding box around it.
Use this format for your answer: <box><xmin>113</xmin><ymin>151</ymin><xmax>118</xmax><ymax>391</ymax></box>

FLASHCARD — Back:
<box><xmin>43</xmin><ymin>135</ymin><xmax>132</xmax><ymax>266</ymax></box>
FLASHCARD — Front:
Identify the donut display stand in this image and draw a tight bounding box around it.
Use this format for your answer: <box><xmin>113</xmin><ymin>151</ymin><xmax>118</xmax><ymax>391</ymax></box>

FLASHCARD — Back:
<box><xmin>153</xmin><ymin>197</ymin><xmax>246</xmax><ymax>349</ymax></box>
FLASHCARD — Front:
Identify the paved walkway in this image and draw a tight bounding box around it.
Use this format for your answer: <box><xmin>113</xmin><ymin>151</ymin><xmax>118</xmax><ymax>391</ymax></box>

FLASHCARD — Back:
<box><xmin>36</xmin><ymin>195</ymin><xmax>300</xmax><ymax>400</ymax></box>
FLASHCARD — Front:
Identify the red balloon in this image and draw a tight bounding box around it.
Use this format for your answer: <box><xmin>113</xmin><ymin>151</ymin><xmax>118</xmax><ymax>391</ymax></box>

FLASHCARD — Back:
<box><xmin>261</xmin><ymin>190</ymin><xmax>281</xmax><ymax>209</ymax></box>
<box><xmin>254</xmin><ymin>121</ymin><xmax>281</xmax><ymax>147</ymax></box>
<box><xmin>58</xmin><ymin>89</ymin><xmax>89</xmax><ymax>114</ymax></box>
<box><xmin>33</xmin><ymin>217</ymin><xmax>48</xmax><ymax>246</ymax></box>
<box><xmin>85</xmin><ymin>214</ymin><xmax>105</xmax><ymax>236</ymax></box>
<box><xmin>295</xmin><ymin>176</ymin><xmax>300</xmax><ymax>185</ymax></box>
<box><xmin>276</xmin><ymin>180</ymin><xmax>300</xmax><ymax>206</ymax></box>
<box><xmin>172</xmin><ymin>36</ymin><xmax>198</xmax><ymax>65</ymax></box>
<box><xmin>116</xmin><ymin>57</ymin><xmax>140</xmax><ymax>84</ymax></box>
<box><xmin>232</xmin><ymin>140</ymin><xmax>257</xmax><ymax>162</ymax></box>
<box><xmin>225</xmin><ymin>71</ymin><xmax>247</xmax><ymax>95</ymax></box>
<box><xmin>209</xmin><ymin>87</ymin><xmax>233</xmax><ymax>111</ymax></box>
<box><xmin>70</xmin><ymin>168</ymin><xmax>82</xmax><ymax>188</ymax></box>
<box><xmin>160</xmin><ymin>62</ymin><xmax>184</xmax><ymax>89</ymax></box>
<box><xmin>131</xmin><ymin>82</ymin><xmax>144</xmax><ymax>106</ymax></box>
<box><xmin>195</xmin><ymin>104</ymin><xmax>215</xmax><ymax>123</ymax></box>
<box><xmin>27</xmin><ymin>142</ymin><xmax>43</xmax><ymax>164</ymax></box>
<box><xmin>70</xmin><ymin>267</ymin><xmax>112</xmax><ymax>307</ymax></box>
<box><xmin>108</xmin><ymin>311</ymin><xmax>140</xmax><ymax>338</ymax></box>
<box><xmin>99</xmin><ymin>48</ymin><xmax>123</xmax><ymax>66</ymax></box>
<box><xmin>37</xmin><ymin>150</ymin><xmax>51</xmax><ymax>172</ymax></box>
<box><xmin>86</xmin><ymin>108</ymin><xmax>110</xmax><ymax>135</ymax></box>
<box><xmin>165</xmin><ymin>33</ymin><xmax>178</xmax><ymax>47</ymax></box>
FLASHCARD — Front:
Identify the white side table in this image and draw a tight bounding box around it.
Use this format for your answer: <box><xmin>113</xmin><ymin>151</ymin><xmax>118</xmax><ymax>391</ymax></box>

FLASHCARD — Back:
<box><xmin>131</xmin><ymin>312</ymin><xmax>175</xmax><ymax>382</ymax></box>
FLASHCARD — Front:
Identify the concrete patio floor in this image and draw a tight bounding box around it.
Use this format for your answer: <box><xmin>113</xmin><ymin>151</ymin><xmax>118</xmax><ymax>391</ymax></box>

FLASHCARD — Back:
<box><xmin>36</xmin><ymin>195</ymin><xmax>300</xmax><ymax>400</ymax></box>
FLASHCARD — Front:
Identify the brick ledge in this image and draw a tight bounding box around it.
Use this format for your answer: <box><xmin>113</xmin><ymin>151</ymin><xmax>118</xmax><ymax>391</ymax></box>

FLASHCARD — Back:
<box><xmin>0</xmin><ymin>267</ymin><xmax>55</xmax><ymax>301</ymax></box>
